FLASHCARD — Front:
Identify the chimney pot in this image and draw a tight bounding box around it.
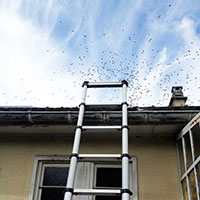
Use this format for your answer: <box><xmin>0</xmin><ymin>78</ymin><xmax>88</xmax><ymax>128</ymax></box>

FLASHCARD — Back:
<box><xmin>169</xmin><ymin>86</ymin><xmax>187</xmax><ymax>106</ymax></box>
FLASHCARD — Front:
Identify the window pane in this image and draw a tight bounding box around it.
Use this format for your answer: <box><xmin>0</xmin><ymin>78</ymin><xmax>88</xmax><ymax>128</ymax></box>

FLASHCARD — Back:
<box><xmin>96</xmin><ymin>168</ymin><xmax>121</xmax><ymax>187</ymax></box>
<box><xmin>178</xmin><ymin>139</ymin><xmax>185</xmax><ymax>175</ymax></box>
<box><xmin>189</xmin><ymin>170</ymin><xmax>198</xmax><ymax>200</ymax></box>
<box><xmin>96</xmin><ymin>196</ymin><xmax>121</xmax><ymax>200</ymax></box>
<box><xmin>185</xmin><ymin>133</ymin><xmax>193</xmax><ymax>168</ymax></box>
<box><xmin>196</xmin><ymin>162</ymin><xmax>200</xmax><ymax>194</ymax></box>
<box><xmin>43</xmin><ymin>167</ymin><xmax>68</xmax><ymax>186</ymax></box>
<box><xmin>41</xmin><ymin>188</ymin><xmax>65</xmax><ymax>200</ymax></box>
<box><xmin>182</xmin><ymin>178</ymin><xmax>189</xmax><ymax>200</ymax></box>
<box><xmin>192</xmin><ymin>124</ymin><xmax>200</xmax><ymax>160</ymax></box>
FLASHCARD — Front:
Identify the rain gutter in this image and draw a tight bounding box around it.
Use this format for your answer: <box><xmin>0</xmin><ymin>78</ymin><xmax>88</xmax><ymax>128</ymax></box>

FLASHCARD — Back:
<box><xmin>0</xmin><ymin>109</ymin><xmax>199</xmax><ymax>126</ymax></box>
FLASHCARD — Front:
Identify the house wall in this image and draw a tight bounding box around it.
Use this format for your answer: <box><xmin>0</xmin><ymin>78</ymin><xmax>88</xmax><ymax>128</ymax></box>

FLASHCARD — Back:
<box><xmin>0</xmin><ymin>134</ymin><xmax>181</xmax><ymax>200</ymax></box>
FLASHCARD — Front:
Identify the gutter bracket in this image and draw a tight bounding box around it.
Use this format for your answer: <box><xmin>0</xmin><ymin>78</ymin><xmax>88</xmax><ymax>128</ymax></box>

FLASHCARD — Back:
<box><xmin>28</xmin><ymin>111</ymin><xmax>34</xmax><ymax>124</ymax></box>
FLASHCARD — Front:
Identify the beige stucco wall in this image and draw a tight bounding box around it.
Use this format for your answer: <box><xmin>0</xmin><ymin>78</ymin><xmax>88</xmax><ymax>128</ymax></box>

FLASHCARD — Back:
<box><xmin>0</xmin><ymin>134</ymin><xmax>181</xmax><ymax>200</ymax></box>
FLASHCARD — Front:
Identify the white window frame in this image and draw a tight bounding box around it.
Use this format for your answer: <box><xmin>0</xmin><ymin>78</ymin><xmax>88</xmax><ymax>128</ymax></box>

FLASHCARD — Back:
<box><xmin>93</xmin><ymin>163</ymin><xmax>122</xmax><ymax>189</ymax></box>
<box><xmin>177</xmin><ymin>112</ymin><xmax>200</xmax><ymax>200</ymax></box>
<box><xmin>28</xmin><ymin>156</ymin><xmax>70</xmax><ymax>200</ymax></box>
<box><xmin>39</xmin><ymin>163</ymin><xmax>69</xmax><ymax>199</ymax></box>
<box><xmin>29</xmin><ymin>155</ymin><xmax>138</xmax><ymax>200</ymax></box>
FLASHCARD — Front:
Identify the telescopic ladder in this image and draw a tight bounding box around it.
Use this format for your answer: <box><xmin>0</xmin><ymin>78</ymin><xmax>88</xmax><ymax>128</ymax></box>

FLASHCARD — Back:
<box><xmin>64</xmin><ymin>80</ymin><xmax>132</xmax><ymax>200</ymax></box>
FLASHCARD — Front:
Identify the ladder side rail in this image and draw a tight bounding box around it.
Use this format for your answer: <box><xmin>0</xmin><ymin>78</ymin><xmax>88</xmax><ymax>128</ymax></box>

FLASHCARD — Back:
<box><xmin>64</xmin><ymin>85</ymin><xmax>87</xmax><ymax>200</ymax></box>
<box><xmin>122</xmin><ymin>83</ymin><xmax>130</xmax><ymax>200</ymax></box>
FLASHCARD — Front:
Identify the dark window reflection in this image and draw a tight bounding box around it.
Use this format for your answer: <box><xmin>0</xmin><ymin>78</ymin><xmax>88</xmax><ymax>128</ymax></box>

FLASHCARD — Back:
<box><xmin>96</xmin><ymin>196</ymin><xmax>121</xmax><ymax>200</ymax></box>
<box><xmin>96</xmin><ymin>168</ymin><xmax>121</xmax><ymax>187</ymax></box>
<box><xmin>196</xmin><ymin>162</ymin><xmax>200</xmax><ymax>196</ymax></box>
<box><xmin>43</xmin><ymin>167</ymin><xmax>68</xmax><ymax>186</ymax></box>
<box><xmin>182</xmin><ymin>178</ymin><xmax>189</xmax><ymax>200</ymax></box>
<box><xmin>184</xmin><ymin>133</ymin><xmax>193</xmax><ymax>168</ymax></box>
<box><xmin>189</xmin><ymin>170</ymin><xmax>198</xmax><ymax>200</ymax></box>
<box><xmin>41</xmin><ymin>188</ymin><xmax>65</xmax><ymax>200</ymax></box>
<box><xmin>192</xmin><ymin>124</ymin><xmax>200</xmax><ymax>160</ymax></box>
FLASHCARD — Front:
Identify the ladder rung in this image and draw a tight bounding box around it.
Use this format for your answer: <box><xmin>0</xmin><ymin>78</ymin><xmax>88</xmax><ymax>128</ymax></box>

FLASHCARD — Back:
<box><xmin>79</xmin><ymin>154</ymin><xmax>121</xmax><ymax>159</ymax></box>
<box><xmin>86</xmin><ymin>82</ymin><xmax>123</xmax><ymax>88</ymax></box>
<box><xmin>74</xmin><ymin>189</ymin><xmax>121</xmax><ymax>195</ymax></box>
<box><xmin>82</xmin><ymin>126</ymin><xmax>121</xmax><ymax>130</ymax></box>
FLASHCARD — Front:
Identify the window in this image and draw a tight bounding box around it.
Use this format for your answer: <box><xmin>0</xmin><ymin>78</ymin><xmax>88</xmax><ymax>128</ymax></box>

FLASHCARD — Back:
<box><xmin>192</xmin><ymin>124</ymin><xmax>200</xmax><ymax>160</ymax></box>
<box><xmin>40</xmin><ymin>164</ymin><xmax>69</xmax><ymax>200</ymax></box>
<box><xmin>29</xmin><ymin>156</ymin><xmax>138</xmax><ymax>200</ymax></box>
<box><xmin>177</xmin><ymin>113</ymin><xmax>200</xmax><ymax>200</ymax></box>
<box><xmin>94</xmin><ymin>164</ymin><xmax>122</xmax><ymax>200</ymax></box>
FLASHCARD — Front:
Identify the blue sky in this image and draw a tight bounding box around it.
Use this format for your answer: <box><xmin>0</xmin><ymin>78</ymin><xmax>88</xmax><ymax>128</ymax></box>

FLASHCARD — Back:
<box><xmin>0</xmin><ymin>0</ymin><xmax>200</xmax><ymax>107</ymax></box>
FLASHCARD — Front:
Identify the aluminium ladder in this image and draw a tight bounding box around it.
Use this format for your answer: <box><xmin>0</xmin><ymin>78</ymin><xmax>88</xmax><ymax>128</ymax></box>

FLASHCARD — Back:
<box><xmin>64</xmin><ymin>80</ymin><xmax>132</xmax><ymax>200</ymax></box>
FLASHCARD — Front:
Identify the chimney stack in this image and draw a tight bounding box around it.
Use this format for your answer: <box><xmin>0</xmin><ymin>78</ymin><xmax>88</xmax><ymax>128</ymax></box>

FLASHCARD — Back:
<box><xmin>169</xmin><ymin>86</ymin><xmax>187</xmax><ymax>107</ymax></box>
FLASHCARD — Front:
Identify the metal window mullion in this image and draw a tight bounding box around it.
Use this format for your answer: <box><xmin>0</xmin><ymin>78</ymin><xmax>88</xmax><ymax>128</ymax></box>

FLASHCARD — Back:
<box><xmin>189</xmin><ymin>130</ymin><xmax>195</xmax><ymax>163</ymax></box>
<box><xmin>182</xmin><ymin>138</ymin><xmax>188</xmax><ymax>176</ymax></box>
<box><xmin>122</xmin><ymin>84</ymin><xmax>130</xmax><ymax>200</ymax></box>
<box><xmin>64</xmin><ymin>85</ymin><xmax>87</xmax><ymax>200</ymax></box>
<box><xmin>182</xmin><ymin>170</ymin><xmax>194</xmax><ymax>182</ymax></box>
<box><xmin>192</xmin><ymin>157</ymin><xmax>200</xmax><ymax>172</ymax></box>
<box><xmin>182</xmin><ymin>137</ymin><xmax>192</xmax><ymax>200</ymax></box>
<box><xmin>194</xmin><ymin>167</ymin><xmax>200</xmax><ymax>200</ymax></box>
<box><xmin>177</xmin><ymin>113</ymin><xmax>200</xmax><ymax>140</ymax></box>
<box><xmin>189</xmin><ymin>130</ymin><xmax>200</xmax><ymax>200</ymax></box>
<box><xmin>181</xmin><ymin>156</ymin><xmax>200</xmax><ymax>182</ymax></box>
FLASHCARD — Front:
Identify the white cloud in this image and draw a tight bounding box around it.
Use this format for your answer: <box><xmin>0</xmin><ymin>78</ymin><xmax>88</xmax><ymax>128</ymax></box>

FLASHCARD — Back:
<box><xmin>0</xmin><ymin>1</ymin><xmax>200</xmax><ymax>107</ymax></box>
<box><xmin>0</xmin><ymin>2</ymin><xmax>82</xmax><ymax>107</ymax></box>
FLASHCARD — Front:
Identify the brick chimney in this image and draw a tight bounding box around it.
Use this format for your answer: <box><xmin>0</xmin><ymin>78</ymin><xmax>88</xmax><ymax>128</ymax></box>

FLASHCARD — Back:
<box><xmin>169</xmin><ymin>86</ymin><xmax>187</xmax><ymax>107</ymax></box>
